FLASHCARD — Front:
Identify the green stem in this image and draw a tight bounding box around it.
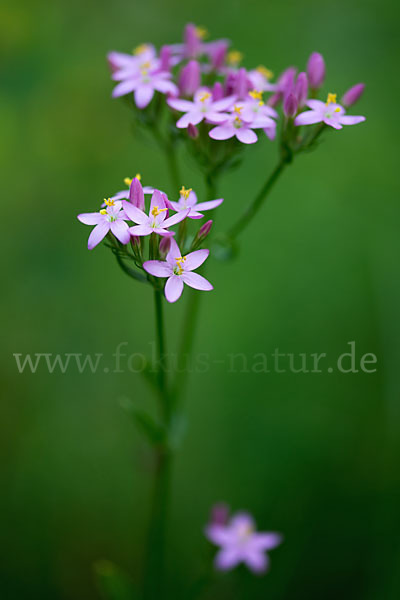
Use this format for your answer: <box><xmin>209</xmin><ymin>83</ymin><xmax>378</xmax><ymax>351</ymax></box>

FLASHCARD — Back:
<box><xmin>228</xmin><ymin>159</ymin><xmax>288</xmax><ymax>240</ymax></box>
<box><xmin>165</xmin><ymin>141</ymin><xmax>181</xmax><ymax>191</ymax></box>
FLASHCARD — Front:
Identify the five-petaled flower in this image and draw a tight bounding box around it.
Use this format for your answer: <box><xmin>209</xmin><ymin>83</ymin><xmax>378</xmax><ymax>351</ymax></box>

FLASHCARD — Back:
<box><xmin>205</xmin><ymin>511</ymin><xmax>282</xmax><ymax>574</ymax></box>
<box><xmin>168</xmin><ymin>88</ymin><xmax>235</xmax><ymax>128</ymax></box>
<box><xmin>122</xmin><ymin>190</ymin><xmax>189</xmax><ymax>237</ymax></box>
<box><xmin>78</xmin><ymin>199</ymin><xmax>130</xmax><ymax>250</ymax></box>
<box><xmin>169</xmin><ymin>186</ymin><xmax>224</xmax><ymax>219</ymax></box>
<box><xmin>143</xmin><ymin>238</ymin><xmax>213</xmax><ymax>303</ymax></box>
<box><xmin>209</xmin><ymin>104</ymin><xmax>273</xmax><ymax>144</ymax></box>
<box><xmin>112</xmin><ymin>60</ymin><xmax>178</xmax><ymax>108</ymax></box>
<box><xmin>295</xmin><ymin>93</ymin><xmax>365</xmax><ymax>130</ymax></box>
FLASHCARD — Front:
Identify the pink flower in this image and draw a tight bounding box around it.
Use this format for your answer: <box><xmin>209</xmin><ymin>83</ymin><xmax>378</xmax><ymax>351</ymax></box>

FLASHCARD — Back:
<box><xmin>248</xmin><ymin>66</ymin><xmax>277</xmax><ymax>92</ymax></box>
<box><xmin>239</xmin><ymin>91</ymin><xmax>278</xmax><ymax>140</ymax></box>
<box><xmin>106</xmin><ymin>176</ymin><xmax>154</xmax><ymax>207</ymax></box>
<box><xmin>78</xmin><ymin>200</ymin><xmax>130</xmax><ymax>250</ymax></box>
<box><xmin>112</xmin><ymin>57</ymin><xmax>178</xmax><ymax>108</ymax></box>
<box><xmin>122</xmin><ymin>190</ymin><xmax>189</xmax><ymax>238</ymax></box>
<box><xmin>307</xmin><ymin>52</ymin><xmax>325</xmax><ymax>89</ymax></box>
<box><xmin>209</xmin><ymin>102</ymin><xmax>274</xmax><ymax>144</ymax></box>
<box><xmin>169</xmin><ymin>187</ymin><xmax>223</xmax><ymax>219</ymax></box>
<box><xmin>294</xmin><ymin>94</ymin><xmax>366</xmax><ymax>130</ymax></box>
<box><xmin>168</xmin><ymin>89</ymin><xmax>235</xmax><ymax>128</ymax></box>
<box><xmin>143</xmin><ymin>238</ymin><xmax>213</xmax><ymax>303</ymax></box>
<box><xmin>205</xmin><ymin>510</ymin><xmax>282</xmax><ymax>574</ymax></box>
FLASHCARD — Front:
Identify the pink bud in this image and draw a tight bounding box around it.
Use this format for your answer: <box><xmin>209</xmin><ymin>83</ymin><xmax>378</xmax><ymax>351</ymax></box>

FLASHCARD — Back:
<box><xmin>307</xmin><ymin>52</ymin><xmax>325</xmax><ymax>89</ymax></box>
<box><xmin>224</xmin><ymin>71</ymin><xmax>236</xmax><ymax>96</ymax></box>
<box><xmin>209</xmin><ymin>40</ymin><xmax>228</xmax><ymax>70</ymax></box>
<box><xmin>187</xmin><ymin>123</ymin><xmax>199</xmax><ymax>139</ymax></box>
<box><xmin>235</xmin><ymin>67</ymin><xmax>250</xmax><ymax>99</ymax></box>
<box><xmin>160</xmin><ymin>45</ymin><xmax>171</xmax><ymax>72</ymax></box>
<box><xmin>184</xmin><ymin>23</ymin><xmax>201</xmax><ymax>58</ymax></box>
<box><xmin>283</xmin><ymin>93</ymin><xmax>298</xmax><ymax>118</ymax></box>
<box><xmin>278</xmin><ymin>67</ymin><xmax>297</xmax><ymax>94</ymax></box>
<box><xmin>341</xmin><ymin>83</ymin><xmax>365</xmax><ymax>107</ymax></box>
<box><xmin>295</xmin><ymin>72</ymin><xmax>308</xmax><ymax>107</ymax></box>
<box><xmin>159</xmin><ymin>236</ymin><xmax>171</xmax><ymax>258</ymax></box>
<box><xmin>199</xmin><ymin>219</ymin><xmax>213</xmax><ymax>239</ymax></box>
<box><xmin>212</xmin><ymin>81</ymin><xmax>224</xmax><ymax>101</ymax></box>
<box><xmin>129</xmin><ymin>177</ymin><xmax>144</xmax><ymax>211</ymax></box>
<box><xmin>179</xmin><ymin>60</ymin><xmax>201</xmax><ymax>96</ymax></box>
<box><xmin>210</xmin><ymin>503</ymin><xmax>229</xmax><ymax>526</ymax></box>
<box><xmin>267</xmin><ymin>91</ymin><xmax>282</xmax><ymax>108</ymax></box>
<box><xmin>130</xmin><ymin>235</ymin><xmax>140</xmax><ymax>248</ymax></box>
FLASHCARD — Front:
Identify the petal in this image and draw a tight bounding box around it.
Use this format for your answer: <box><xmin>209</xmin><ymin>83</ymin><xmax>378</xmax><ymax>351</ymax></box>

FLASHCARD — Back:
<box><xmin>183</xmin><ymin>249</ymin><xmax>209</xmax><ymax>270</ymax></box>
<box><xmin>323</xmin><ymin>118</ymin><xmax>342</xmax><ymax>130</ymax></box>
<box><xmin>231</xmin><ymin>513</ymin><xmax>255</xmax><ymax>531</ymax></box>
<box><xmin>153</xmin><ymin>79</ymin><xmax>178</xmax><ymax>95</ymax></box>
<box><xmin>129</xmin><ymin>224</ymin><xmax>153</xmax><ymax>236</ymax></box>
<box><xmin>162</xmin><ymin>209</ymin><xmax>190</xmax><ymax>228</ymax></box>
<box><xmin>214</xmin><ymin>548</ymin><xmax>242</xmax><ymax>571</ymax></box>
<box><xmin>251</xmin><ymin>533</ymin><xmax>283</xmax><ymax>551</ymax></box>
<box><xmin>110</xmin><ymin>220</ymin><xmax>130</xmax><ymax>244</ymax></box>
<box><xmin>129</xmin><ymin>178</ymin><xmax>145</xmax><ymax>210</ymax></box>
<box><xmin>244</xmin><ymin>549</ymin><xmax>269</xmax><ymax>573</ymax></box>
<box><xmin>264</xmin><ymin>125</ymin><xmax>276</xmax><ymax>141</ymax></box>
<box><xmin>294</xmin><ymin>110</ymin><xmax>323</xmax><ymax>126</ymax></box>
<box><xmin>187</xmin><ymin>210</ymin><xmax>204</xmax><ymax>219</ymax></box>
<box><xmin>205</xmin><ymin>525</ymin><xmax>236</xmax><ymax>547</ymax></box>
<box><xmin>135</xmin><ymin>85</ymin><xmax>154</xmax><ymax>108</ymax></box>
<box><xmin>186</xmin><ymin>190</ymin><xmax>198</xmax><ymax>207</ymax></box>
<box><xmin>206</xmin><ymin>112</ymin><xmax>230</xmax><ymax>124</ymax></box>
<box><xmin>176</xmin><ymin>111</ymin><xmax>203</xmax><ymax>129</ymax></box>
<box><xmin>143</xmin><ymin>260</ymin><xmax>172</xmax><ymax>277</ymax></box>
<box><xmin>153</xmin><ymin>228</ymin><xmax>175</xmax><ymax>237</ymax></box>
<box><xmin>305</xmin><ymin>99</ymin><xmax>326</xmax><ymax>111</ymax></box>
<box><xmin>150</xmin><ymin>189</ymin><xmax>166</xmax><ymax>214</ymax></box>
<box><xmin>195</xmin><ymin>198</ymin><xmax>223</xmax><ymax>211</ymax></box>
<box><xmin>122</xmin><ymin>201</ymin><xmax>149</xmax><ymax>224</ymax></box>
<box><xmin>78</xmin><ymin>212</ymin><xmax>102</xmax><ymax>225</ymax></box>
<box><xmin>212</xmin><ymin>95</ymin><xmax>236</xmax><ymax>111</ymax></box>
<box><xmin>181</xmin><ymin>272</ymin><xmax>213</xmax><ymax>291</ymax></box>
<box><xmin>165</xmin><ymin>275</ymin><xmax>184</xmax><ymax>303</ymax></box>
<box><xmin>112</xmin><ymin>79</ymin><xmax>137</xmax><ymax>98</ymax></box>
<box><xmin>236</xmin><ymin>128</ymin><xmax>258</xmax><ymax>144</ymax></box>
<box><xmin>168</xmin><ymin>98</ymin><xmax>195</xmax><ymax>112</ymax></box>
<box><xmin>209</xmin><ymin>125</ymin><xmax>234</xmax><ymax>140</ymax></box>
<box><xmin>87</xmin><ymin>222</ymin><xmax>109</xmax><ymax>250</ymax></box>
<box><xmin>339</xmin><ymin>115</ymin><xmax>366</xmax><ymax>125</ymax></box>
<box><xmin>166</xmin><ymin>237</ymin><xmax>181</xmax><ymax>264</ymax></box>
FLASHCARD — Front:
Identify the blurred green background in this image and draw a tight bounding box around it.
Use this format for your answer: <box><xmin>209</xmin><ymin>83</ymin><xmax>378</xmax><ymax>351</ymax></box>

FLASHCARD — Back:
<box><xmin>2</xmin><ymin>0</ymin><xmax>400</xmax><ymax>598</ymax></box>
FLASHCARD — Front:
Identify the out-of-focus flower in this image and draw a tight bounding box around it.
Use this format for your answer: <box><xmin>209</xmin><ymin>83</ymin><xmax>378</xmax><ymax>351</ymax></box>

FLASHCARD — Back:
<box><xmin>78</xmin><ymin>200</ymin><xmax>130</xmax><ymax>250</ymax></box>
<box><xmin>307</xmin><ymin>52</ymin><xmax>325</xmax><ymax>89</ymax></box>
<box><xmin>112</xmin><ymin>62</ymin><xmax>178</xmax><ymax>108</ymax></box>
<box><xmin>123</xmin><ymin>190</ymin><xmax>189</xmax><ymax>237</ymax></box>
<box><xmin>205</xmin><ymin>510</ymin><xmax>282</xmax><ymax>574</ymax></box>
<box><xmin>143</xmin><ymin>238</ymin><xmax>213</xmax><ymax>303</ymax></box>
<box><xmin>283</xmin><ymin>92</ymin><xmax>298</xmax><ymax>118</ymax></box>
<box><xmin>248</xmin><ymin>65</ymin><xmax>277</xmax><ymax>92</ymax></box>
<box><xmin>240</xmin><ymin>90</ymin><xmax>278</xmax><ymax>140</ymax></box>
<box><xmin>294</xmin><ymin>93</ymin><xmax>366</xmax><ymax>129</ymax></box>
<box><xmin>267</xmin><ymin>66</ymin><xmax>297</xmax><ymax>107</ymax></box>
<box><xmin>168</xmin><ymin>89</ymin><xmax>235</xmax><ymax>128</ymax></box>
<box><xmin>341</xmin><ymin>83</ymin><xmax>365</xmax><ymax>107</ymax></box>
<box><xmin>169</xmin><ymin>187</ymin><xmax>223</xmax><ymax>219</ymax></box>
<box><xmin>294</xmin><ymin>72</ymin><xmax>308</xmax><ymax>107</ymax></box>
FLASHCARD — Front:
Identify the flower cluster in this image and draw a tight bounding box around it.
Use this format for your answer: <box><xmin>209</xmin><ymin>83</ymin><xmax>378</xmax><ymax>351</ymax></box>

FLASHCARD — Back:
<box><xmin>78</xmin><ymin>176</ymin><xmax>222</xmax><ymax>302</ymax></box>
<box><xmin>108</xmin><ymin>24</ymin><xmax>365</xmax><ymax>148</ymax></box>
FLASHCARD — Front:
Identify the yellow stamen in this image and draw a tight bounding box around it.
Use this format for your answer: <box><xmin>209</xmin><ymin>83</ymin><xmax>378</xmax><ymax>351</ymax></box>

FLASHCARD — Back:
<box><xmin>104</xmin><ymin>198</ymin><xmax>115</xmax><ymax>207</ymax></box>
<box><xmin>175</xmin><ymin>256</ymin><xmax>186</xmax><ymax>275</ymax></box>
<box><xmin>100</xmin><ymin>209</ymin><xmax>107</xmax><ymax>215</ymax></box>
<box><xmin>180</xmin><ymin>186</ymin><xmax>192</xmax><ymax>200</ymax></box>
<box><xmin>334</xmin><ymin>107</ymin><xmax>341</xmax><ymax>113</ymax></box>
<box><xmin>233</xmin><ymin>105</ymin><xmax>243</xmax><ymax>115</ymax></box>
<box><xmin>258</xmin><ymin>100</ymin><xmax>264</xmax><ymax>106</ymax></box>
<box><xmin>133</xmin><ymin>44</ymin><xmax>149</xmax><ymax>55</ymax></box>
<box><xmin>256</xmin><ymin>65</ymin><xmax>274</xmax><ymax>79</ymax></box>
<box><xmin>227</xmin><ymin>50</ymin><xmax>243</xmax><ymax>66</ymax></box>
<box><xmin>151</xmin><ymin>206</ymin><xmax>168</xmax><ymax>217</ymax></box>
<box><xmin>249</xmin><ymin>89</ymin><xmax>263</xmax><ymax>101</ymax></box>
<box><xmin>195</xmin><ymin>26</ymin><xmax>208</xmax><ymax>39</ymax></box>
<box><xmin>326</xmin><ymin>93</ymin><xmax>337</xmax><ymax>106</ymax></box>
<box><xmin>199</xmin><ymin>92</ymin><xmax>211</xmax><ymax>103</ymax></box>
<box><xmin>135</xmin><ymin>173</ymin><xmax>141</xmax><ymax>181</ymax></box>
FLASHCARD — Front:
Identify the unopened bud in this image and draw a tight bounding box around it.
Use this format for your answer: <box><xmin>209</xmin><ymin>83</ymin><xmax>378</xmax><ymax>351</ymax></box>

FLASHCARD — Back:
<box><xmin>160</xmin><ymin>45</ymin><xmax>171</xmax><ymax>72</ymax></box>
<box><xmin>199</xmin><ymin>219</ymin><xmax>213</xmax><ymax>239</ymax></box>
<box><xmin>212</xmin><ymin>81</ymin><xmax>224</xmax><ymax>101</ymax></box>
<box><xmin>295</xmin><ymin>72</ymin><xmax>308</xmax><ymax>107</ymax></box>
<box><xmin>129</xmin><ymin>177</ymin><xmax>144</xmax><ymax>211</ymax></box>
<box><xmin>307</xmin><ymin>52</ymin><xmax>325</xmax><ymax>89</ymax></box>
<box><xmin>179</xmin><ymin>60</ymin><xmax>201</xmax><ymax>96</ymax></box>
<box><xmin>159</xmin><ymin>236</ymin><xmax>171</xmax><ymax>258</ymax></box>
<box><xmin>341</xmin><ymin>83</ymin><xmax>365</xmax><ymax>107</ymax></box>
<box><xmin>187</xmin><ymin>123</ymin><xmax>199</xmax><ymax>139</ymax></box>
<box><xmin>283</xmin><ymin>93</ymin><xmax>298</xmax><ymax>118</ymax></box>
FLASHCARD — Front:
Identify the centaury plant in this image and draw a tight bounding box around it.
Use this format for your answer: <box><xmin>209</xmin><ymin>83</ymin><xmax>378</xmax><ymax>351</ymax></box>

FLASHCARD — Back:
<box><xmin>78</xmin><ymin>23</ymin><xmax>366</xmax><ymax>600</ymax></box>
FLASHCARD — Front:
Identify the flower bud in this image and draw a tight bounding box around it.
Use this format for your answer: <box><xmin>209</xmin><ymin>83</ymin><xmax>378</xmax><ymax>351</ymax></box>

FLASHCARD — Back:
<box><xmin>267</xmin><ymin>91</ymin><xmax>281</xmax><ymax>108</ymax></box>
<box><xmin>235</xmin><ymin>67</ymin><xmax>250</xmax><ymax>99</ymax></box>
<box><xmin>184</xmin><ymin>23</ymin><xmax>201</xmax><ymax>58</ymax></box>
<box><xmin>129</xmin><ymin>177</ymin><xmax>144</xmax><ymax>211</ymax></box>
<box><xmin>278</xmin><ymin>67</ymin><xmax>297</xmax><ymax>94</ymax></box>
<box><xmin>307</xmin><ymin>52</ymin><xmax>325</xmax><ymax>89</ymax></box>
<box><xmin>341</xmin><ymin>83</ymin><xmax>365</xmax><ymax>107</ymax></box>
<box><xmin>209</xmin><ymin>40</ymin><xmax>228</xmax><ymax>70</ymax></box>
<box><xmin>210</xmin><ymin>503</ymin><xmax>229</xmax><ymax>526</ymax></box>
<box><xmin>198</xmin><ymin>219</ymin><xmax>213</xmax><ymax>239</ymax></box>
<box><xmin>160</xmin><ymin>45</ymin><xmax>171</xmax><ymax>72</ymax></box>
<box><xmin>212</xmin><ymin>81</ymin><xmax>224</xmax><ymax>101</ymax></box>
<box><xmin>224</xmin><ymin>71</ymin><xmax>236</xmax><ymax>96</ymax></box>
<box><xmin>159</xmin><ymin>236</ymin><xmax>171</xmax><ymax>258</ymax></box>
<box><xmin>130</xmin><ymin>235</ymin><xmax>140</xmax><ymax>248</ymax></box>
<box><xmin>283</xmin><ymin>93</ymin><xmax>298</xmax><ymax>118</ymax></box>
<box><xmin>295</xmin><ymin>72</ymin><xmax>308</xmax><ymax>107</ymax></box>
<box><xmin>179</xmin><ymin>60</ymin><xmax>201</xmax><ymax>96</ymax></box>
<box><xmin>187</xmin><ymin>123</ymin><xmax>199</xmax><ymax>139</ymax></box>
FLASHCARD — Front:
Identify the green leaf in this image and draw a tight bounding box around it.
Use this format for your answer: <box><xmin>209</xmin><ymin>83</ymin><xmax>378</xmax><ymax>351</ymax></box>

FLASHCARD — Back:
<box><xmin>93</xmin><ymin>560</ymin><xmax>138</xmax><ymax>600</ymax></box>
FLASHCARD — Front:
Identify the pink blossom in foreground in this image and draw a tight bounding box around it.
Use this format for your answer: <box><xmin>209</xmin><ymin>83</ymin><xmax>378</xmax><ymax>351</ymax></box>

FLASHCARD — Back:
<box><xmin>143</xmin><ymin>238</ymin><xmax>213</xmax><ymax>303</ymax></box>
<box><xmin>205</xmin><ymin>510</ymin><xmax>282</xmax><ymax>574</ymax></box>
<box><xmin>168</xmin><ymin>89</ymin><xmax>235</xmax><ymax>128</ymax></box>
<box><xmin>112</xmin><ymin>60</ymin><xmax>178</xmax><ymax>108</ymax></box>
<box><xmin>169</xmin><ymin>187</ymin><xmax>223</xmax><ymax>219</ymax></box>
<box><xmin>122</xmin><ymin>190</ymin><xmax>189</xmax><ymax>238</ymax></box>
<box><xmin>294</xmin><ymin>94</ymin><xmax>366</xmax><ymax>130</ymax></box>
<box><xmin>209</xmin><ymin>103</ymin><xmax>275</xmax><ymax>144</ymax></box>
<box><xmin>78</xmin><ymin>200</ymin><xmax>130</xmax><ymax>250</ymax></box>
